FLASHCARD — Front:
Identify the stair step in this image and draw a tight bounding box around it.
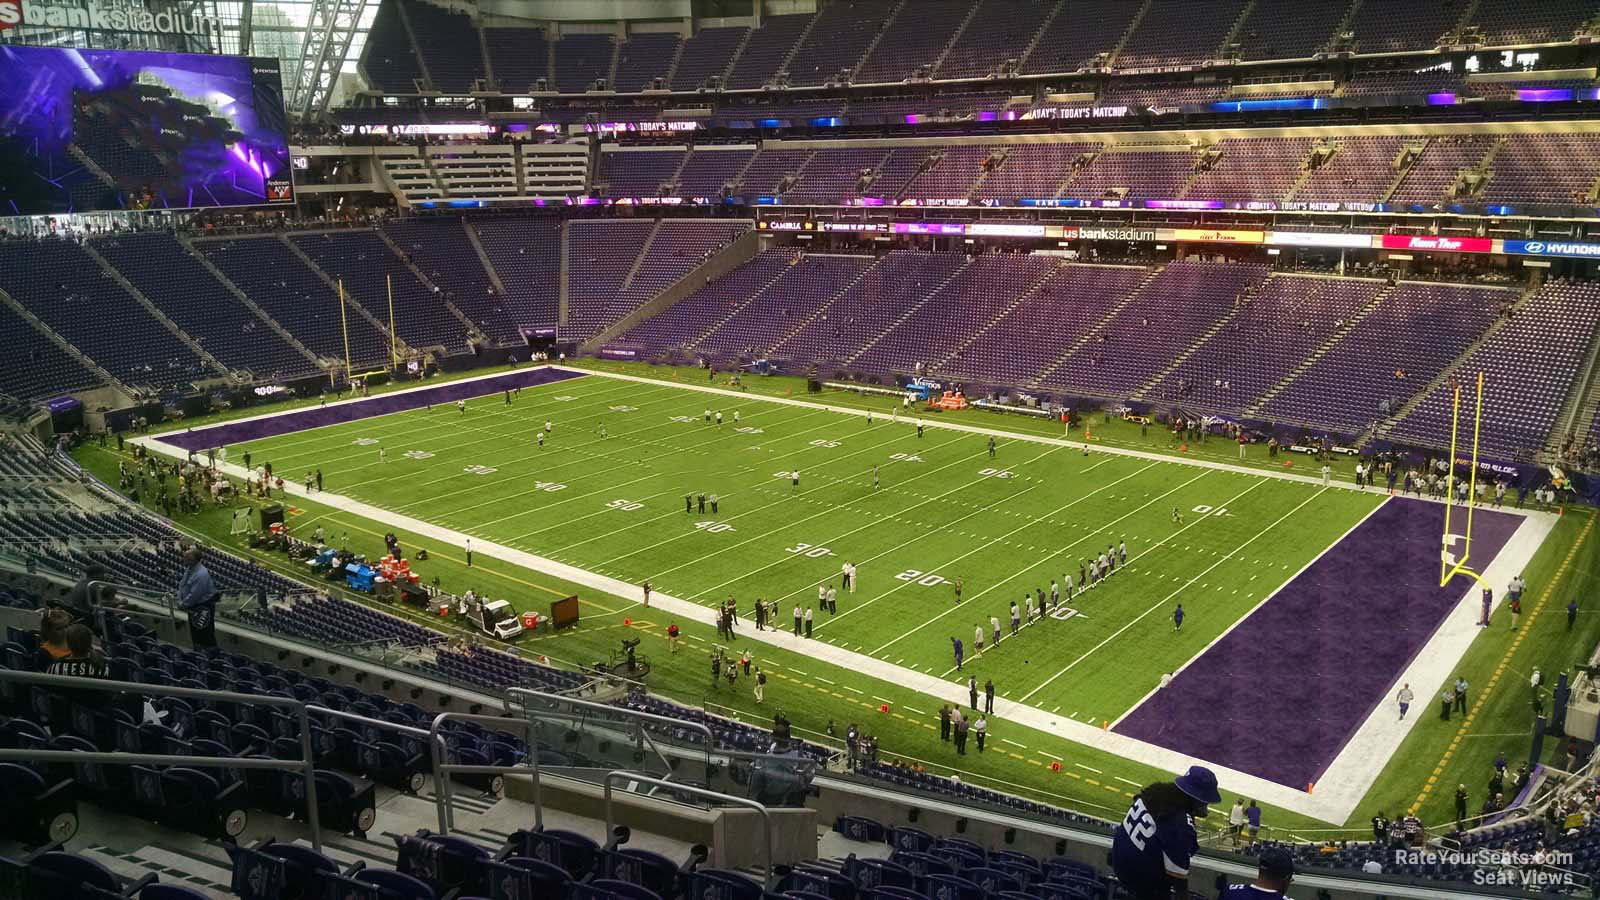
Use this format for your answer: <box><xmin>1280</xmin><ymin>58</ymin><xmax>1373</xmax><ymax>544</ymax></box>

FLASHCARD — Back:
<box><xmin>83</xmin><ymin>844</ymin><xmax>232</xmax><ymax>896</ymax></box>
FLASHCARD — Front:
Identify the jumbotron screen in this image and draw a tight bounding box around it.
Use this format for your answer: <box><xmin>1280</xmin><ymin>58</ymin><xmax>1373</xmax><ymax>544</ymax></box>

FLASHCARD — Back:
<box><xmin>0</xmin><ymin>45</ymin><xmax>293</xmax><ymax>215</ymax></box>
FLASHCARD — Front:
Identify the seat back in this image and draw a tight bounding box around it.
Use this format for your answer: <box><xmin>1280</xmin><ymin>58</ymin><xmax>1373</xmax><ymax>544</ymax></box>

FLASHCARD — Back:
<box><xmin>961</xmin><ymin>867</ymin><xmax>1021</xmax><ymax>895</ymax></box>
<box><xmin>354</xmin><ymin>868</ymin><xmax>437</xmax><ymax>900</ymax></box>
<box><xmin>480</xmin><ymin>856</ymin><xmax>571</xmax><ymax>900</ymax></box>
<box><xmin>784</xmin><ymin>865</ymin><xmax>856</xmax><ymax>900</ymax></box>
<box><xmin>567</xmin><ymin>879</ymin><xmax>663</xmax><ymax>900</ymax></box>
<box><xmin>605</xmin><ymin>847</ymin><xmax>679</xmax><ymax>896</ymax></box>
<box><xmin>29</xmin><ymin>851</ymin><xmax>123</xmax><ymax>897</ymax></box>
<box><xmin>131</xmin><ymin>764</ymin><xmax>166</xmax><ymax>808</ymax></box>
<box><xmin>887</xmin><ymin>827</ymin><xmax>932</xmax><ymax>853</ymax></box>
<box><xmin>1034</xmin><ymin>880</ymin><xmax>1100</xmax><ymax>900</ymax></box>
<box><xmin>924</xmin><ymin>873</ymin><xmax>983</xmax><ymax>900</ymax></box>
<box><xmin>686</xmin><ymin>869</ymin><xmax>765</xmax><ymax>900</ymax></box>
<box><xmin>842</xmin><ymin>857</ymin><xmax>914</xmax><ymax>890</ymax></box>
<box><xmin>833</xmin><ymin>815</ymin><xmax>886</xmax><ymax>843</ymax></box>
<box><xmin>395</xmin><ymin>832</ymin><xmax>489</xmax><ymax>894</ymax></box>
<box><xmin>888</xmin><ymin>851</ymin><xmax>952</xmax><ymax>879</ymax></box>
<box><xmin>511</xmin><ymin>828</ymin><xmax>600</xmax><ymax>879</ymax></box>
<box><xmin>226</xmin><ymin>843</ymin><xmax>290</xmax><ymax>900</ymax></box>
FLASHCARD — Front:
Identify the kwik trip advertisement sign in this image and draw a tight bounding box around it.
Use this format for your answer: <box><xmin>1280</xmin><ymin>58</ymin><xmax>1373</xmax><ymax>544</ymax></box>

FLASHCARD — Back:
<box><xmin>0</xmin><ymin>0</ymin><xmax>221</xmax><ymax>36</ymax></box>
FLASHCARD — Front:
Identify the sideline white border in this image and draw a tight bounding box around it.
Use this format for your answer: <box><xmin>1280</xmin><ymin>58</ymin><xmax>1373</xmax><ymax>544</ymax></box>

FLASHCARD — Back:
<box><xmin>133</xmin><ymin>364</ymin><xmax>1556</xmax><ymax>823</ymax></box>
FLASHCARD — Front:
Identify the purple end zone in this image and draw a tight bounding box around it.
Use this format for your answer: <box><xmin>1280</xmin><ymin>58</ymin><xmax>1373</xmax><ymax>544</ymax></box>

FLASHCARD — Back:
<box><xmin>155</xmin><ymin>368</ymin><xmax>589</xmax><ymax>452</ymax></box>
<box><xmin>1112</xmin><ymin>497</ymin><xmax>1522</xmax><ymax>789</ymax></box>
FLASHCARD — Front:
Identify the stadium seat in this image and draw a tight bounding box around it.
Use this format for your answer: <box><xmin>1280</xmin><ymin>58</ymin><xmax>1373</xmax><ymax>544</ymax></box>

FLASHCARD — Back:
<box><xmin>0</xmin><ymin>762</ymin><xmax>78</xmax><ymax>845</ymax></box>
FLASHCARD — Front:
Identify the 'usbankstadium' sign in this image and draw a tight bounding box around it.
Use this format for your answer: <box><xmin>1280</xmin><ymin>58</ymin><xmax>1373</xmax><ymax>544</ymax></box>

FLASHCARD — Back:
<box><xmin>0</xmin><ymin>0</ymin><xmax>221</xmax><ymax>36</ymax></box>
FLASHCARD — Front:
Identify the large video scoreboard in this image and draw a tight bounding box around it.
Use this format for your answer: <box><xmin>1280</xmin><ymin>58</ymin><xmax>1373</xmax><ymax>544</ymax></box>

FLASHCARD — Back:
<box><xmin>0</xmin><ymin>45</ymin><xmax>292</xmax><ymax>214</ymax></box>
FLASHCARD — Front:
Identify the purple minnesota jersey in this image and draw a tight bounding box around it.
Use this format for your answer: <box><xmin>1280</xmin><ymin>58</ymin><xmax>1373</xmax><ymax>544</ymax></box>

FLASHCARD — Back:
<box><xmin>1218</xmin><ymin>886</ymin><xmax>1287</xmax><ymax>900</ymax></box>
<box><xmin>1111</xmin><ymin>796</ymin><xmax>1198</xmax><ymax>895</ymax></box>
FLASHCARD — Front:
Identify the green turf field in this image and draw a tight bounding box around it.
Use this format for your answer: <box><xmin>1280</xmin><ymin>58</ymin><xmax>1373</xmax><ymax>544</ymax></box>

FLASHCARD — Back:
<box><xmin>85</xmin><ymin>362</ymin><xmax>1600</xmax><ymax>836</ymax></box>
<box><xmin>229</xmin><ymin>371</ymin><xmax>1383</xmax><ymax>728</ymax></box>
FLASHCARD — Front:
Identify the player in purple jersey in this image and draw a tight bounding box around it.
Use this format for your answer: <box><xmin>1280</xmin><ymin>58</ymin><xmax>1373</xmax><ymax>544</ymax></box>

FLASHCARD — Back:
<box><xmin>1111</xmin><ymin>766</ymin><xmax>1218</xmax><ymax>899</ymax></box>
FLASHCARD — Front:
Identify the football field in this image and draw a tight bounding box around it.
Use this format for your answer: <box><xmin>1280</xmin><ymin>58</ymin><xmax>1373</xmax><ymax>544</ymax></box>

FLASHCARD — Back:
<box><xmin>143</xmin><ymin>366</ymin><xmax>1552</xmax><ymax>821</ymax></box>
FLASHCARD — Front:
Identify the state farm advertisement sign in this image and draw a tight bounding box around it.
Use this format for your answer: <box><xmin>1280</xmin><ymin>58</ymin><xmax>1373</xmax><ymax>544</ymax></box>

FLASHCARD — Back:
<box><xmin>1377</xmin><ymin>234</ymin><xmax>1495</xmax><ymax>254</ymax></box>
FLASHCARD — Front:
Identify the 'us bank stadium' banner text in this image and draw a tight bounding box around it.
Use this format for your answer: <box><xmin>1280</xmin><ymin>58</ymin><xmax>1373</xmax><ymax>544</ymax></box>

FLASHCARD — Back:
<box><xmin>0</xmin><ymin>0</ymin><xmax>221</xmax><ymax>36</ymax></box>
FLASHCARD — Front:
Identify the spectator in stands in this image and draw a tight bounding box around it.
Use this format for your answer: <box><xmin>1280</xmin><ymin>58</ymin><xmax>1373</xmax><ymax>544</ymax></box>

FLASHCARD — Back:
<box><xmin>1402</xmin><ymin>812</ymin><xmax>1424</xmax><ymax>846</ymax></box>
<box><xmin>31</xmin><ymin>608</ymin><xmax>72</xmax><ymax>670</ymax></box>
<box><xmin>44</xmin><ymin>623</ymin><xmax>107</xmax><ymax>681</ymax></box>
<box><xmin>177</xmin><ymin>544</ymin><xmax>220</xmax><ymax>648</ymax></box>
<box><xmin>1111</xmin><ymin>766</ymin><xmax>1219</xmax><ymax>899</ymax></box>
<box><xmin>1218</xmin><ymin>848</ymin><xmax>1293</xmax><ymax>899</ymax></box>
<box><xmin>57</xmin><ymin>562</ymin><xmax>112</xmax><ymax>633</ymax></box>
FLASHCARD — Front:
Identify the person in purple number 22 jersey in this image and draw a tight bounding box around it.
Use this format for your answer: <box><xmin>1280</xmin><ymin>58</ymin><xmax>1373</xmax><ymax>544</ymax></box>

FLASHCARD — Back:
<box><xmin>1111</xmin><ymin>765</ymin><xmax>1220</xmax><ymax>899</ymax></box>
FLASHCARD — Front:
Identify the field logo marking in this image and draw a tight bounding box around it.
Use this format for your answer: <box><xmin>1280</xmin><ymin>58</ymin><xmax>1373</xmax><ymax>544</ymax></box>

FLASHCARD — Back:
<box><xmin>785</xmin><ymin>542</ymin><xmax>835</xmax><ymax>558</ymax></box>
<box><xmin>895</xmin><ymin>569</ymin><xmax>950</xmax><ymax>587</ymax></box>
<box><xmin>1046</xmin><ymin>605</ymin><xmax>1088</xmax><ymax>622</ymax></box>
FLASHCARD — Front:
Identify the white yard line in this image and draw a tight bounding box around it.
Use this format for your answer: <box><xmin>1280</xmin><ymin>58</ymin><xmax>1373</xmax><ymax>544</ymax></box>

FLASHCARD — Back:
<box><xmin>360</xmin><ymin>383</ymin><xmax>696</xmax><ymax>491</ymax></box>
<box><xmin>931</xmin><ymin>474</ymin><xmax>1269</xmax><ymax>680</ymax></box>
<box><xmin>531</xmin><ymin>421</ymin><xmax>961</xmax><ymax>552</ymax></box>
<box><xmin>396</xmin><ymin>388</ymin><xmax>795</xmax><ymax>501</ymax></box>
<box><xmin>545</xmin><ymin>365</ymin><xmax>1421</xmax><ymax>498</ymax></box>
<box><xmin>1017</xmin><ymin>482</ymin><xmax>1315</xmax><ymax>704</ymax></box>
<box><xmin>461</xmin><ymin>408</ymin><xmax>840</xmax><ymax>532</ymax></box>
<box><xmin>640</xmin><ymin>440</ymin><xmax>1027</xmax><ymax>597</ymax></box>
<box><xmin>148</xmin><ymin>364</ymin><xmax>598</xmax><ymax>443</ymax></box>
<box><xmin>130</xmin><ymin>365</ymin><xmax>1558</xmax><ymax>824</ymax></box>
<box><xmin>883</xmin><ymin>463</ymin><xmax>1199</xmax><ymax>656</ymax></box>
<box><xmin>275</xmin><ymin>378</ymin><xmax>649</xmax><ymax>469</ymax></box>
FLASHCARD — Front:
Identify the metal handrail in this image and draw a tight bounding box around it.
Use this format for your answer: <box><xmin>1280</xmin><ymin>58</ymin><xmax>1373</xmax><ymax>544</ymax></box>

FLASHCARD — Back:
<box><xmin>509</xmin><ymin>687</ymin><xmax>715</xmax><ymax>777</ymax></box>
<box><xmin>428</xmin><ymin>710</ymin><xmax>542</xmax><ymax>834</ymax></box>
<box><xmin>0</xmin><ymin>669</ymin><xmax>324</xmax><ymax>851</ymax></box>
<box><xmin>602</xmin><ymin>770</ymin><xmax>775</xmax><ymax>889</ymax></box>
<box><xmin>305</xmin><ymin>704</ymin><xmax>441</xmax><ymax>747</ymax></box>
